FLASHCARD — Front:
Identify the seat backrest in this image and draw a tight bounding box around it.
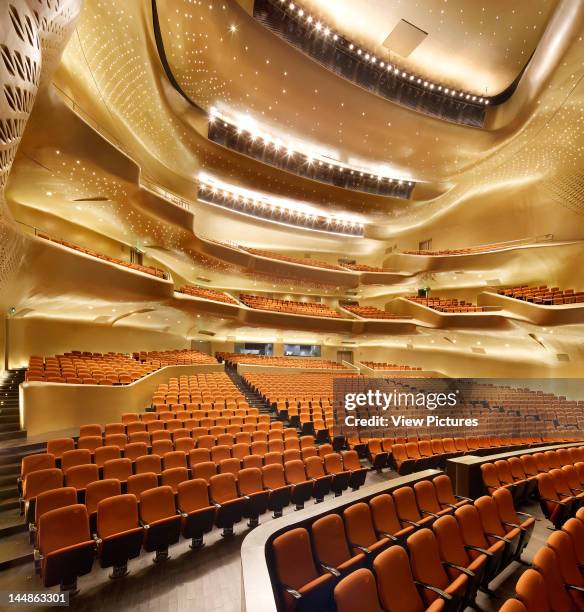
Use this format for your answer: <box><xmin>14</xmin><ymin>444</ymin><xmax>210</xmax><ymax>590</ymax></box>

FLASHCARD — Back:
<box><xmin>407</xmin><ymin>528</ymin><xmax>450</xmax><ymax>601</ymax></box>
<box><xmin>210</xmin><ymin>473</ymin><xmax>238</xmax><ymax>504</ymax></box>
<box><xmin>532</xmin><ymin>547</ymin><xmax>574</xmax><ymax>612</ymax></box>
<box><xmin>414</xmin><ymin>480</ymin><xmax>442</xmax><ymax>514</ymax></box>
<box><xmin>24</xmin><ymin>467</ymin><xmax>63</xmax><ymax>500</ymax></box>
<box><xmin>373</xmin><ymin>545</ymin><xmax>426</xmax><ymax>612</ymax></box>
<box><xmin>499</xmin><ymin>601</ymin><xmax>527</xmax><ymax>612</ymax></box>
<box><xmin>272</xmin><ymin>528</ymin><xmax>319</xmax><ymax>596</ymax></box>
<box><xmin>480</xmin><ymin>463</ymin><xmax>500</xmax><ymax>489</ymax></box>
<box><xmin>334</xmin><ymin>568</ymin><xmax>381</xmax><ymax>612</ymax></box>
<box><xmin>94</xmin><ymin>445</ymin><xmax>121</xmax><ymax>467</ymax></box>
<box><xmin>393</xmin><ymin>486</ymin><xmax>422</xmax><ymax>522</ymax></box>
<box><xmin>163</xmin><ymin>451</ymin><xmax>187</xmax><ymax>470</ymax></box>
<box><xmin>284</xmin><ymin>460</ymin><xmax>307</xmax><ymax>484</ymax></box>
<box><xmin>238</xmin><ymin>468</ymin><xmax>263</xmax><ymax>495</ymax></box>
<box><xmin>61</xmin><ymin>449</ymin><xmax>92</xmax><ymax>471</ymax></box>
<box><xmin>516</xmin><ymin>568</ymin><xmax>551</xmax><ymax>612</ymax></box>
<box><xmin>304</xmin><ymin>456</ymin><xmax>326</xmax><ymax>479</ymax></box>
<box><xmin>35</xmin><ymin>487</ymin><xmax>77</xmax><ymax>523</ymax></box>
<box><xmin>46</xmin><ymin>438</ymin><xmax>75</xmax><ymax>459</ymax></box>
<box><xmin>97</xmin><ymin>493</ymin><xmax>140</xmax><ymax>539</ymax></box>
<box><xmin>492</xmin><ymin>487</ymin><xmax>520</xmax><ymax>525</ymax></box>
<box><xmin>341</xmin><ymin>450</ymin><xmax>361</xmax><ymax>471</ymax></box>
<box><xmin>454</xmin><ymin>504</ymin><xmax>489</xmax><ymax>552</ymax></box>
<box><xmin>85</xmin><ymin>478</ymin><xmax>121</xmax><ymax>514</ymax></box>
<box><xmin>546</xmin><ymin>530</ymin><xmax>584</xmax><ymax>593</ymax></box>
<box><xmin>219</xmin><ymin>458</ymin><xmax>241</xmax><ymax>477</ymax></box>
<box><xmin>508</xmin><ymin>457</ymin><xmax>527</xmax><ymax>480</ymax></box>
<box><xmin>520</xmin><ymin>455</ymin><xmax>539</xmax><ymax>476</ymax></box>
<box><xmin>433</xmin><ymin>474</ymin><xmax>456</xmax><ymax>505</ymax></box>
<box><xmin>311</xmin><ymin>514</ymin><xmax>353</xmax><ymax>567</ymax></box>
<box><xmin>475</xmin><ymin>495</ymin><xmax>507</xmax><ymax>537</ymax></box>
<box><xmin>324</xmin><ymin>453</ymin><xmax>344</xmax><ymax>474</ymax></box>
<box><xmin>127</xmin><ymin>472</ymin><xmax>158</xmax><ymax>497</ymax></box>
<box><xmin>38</xmin><ymin>504</ymin><xmax>90</xmax><ymax>556</ymax></box>
<box><xmin>369</xmin><ymin>494</ymin><xmax>403</xmax><ymax>536</ymax></box>
<box><xmin>343</xmin><ymin>502</ymin><xmax>378</xmax><ymax>548</ymax></box>
<box><xmin>66</xmin><ymin>464</ymin><xmax>99</xmax><ymax>490</ymax></box>
<box><xmin>433</xmin><ymin>515</ymin><xmax>472</xmax><ymax>568</ymax></box>
<box><xmin>177</xmin><ymin>478</ymin><xmax>211</xmax><ymax>513</ymax></box>
<box><xmin>79</xmin><ymin>424</ymin><xmax>102</xmax><ymax>437</ymax></box>
<box><xmin>140</xmin><ymin>485</ymin><xmax>176</xmax><ymax>524</ymax></box>
<box><xmin>192</xmin><ymin>461</ymin><xmax>216</xmax><ymax>483</ymax></box>
<box><xmin>262</xmin><ymin>464</ymin><xmax>286</xmax><ymax>489</ymax></box>
<box><xmin>135</xmin><ymin>454</ymin><xmax>162</xmax><ymax>475</ymax></box>
<box><xmin>21</xmin><ymin>453</ymin><xmax>55</xmax><ymax>478</ymax></box>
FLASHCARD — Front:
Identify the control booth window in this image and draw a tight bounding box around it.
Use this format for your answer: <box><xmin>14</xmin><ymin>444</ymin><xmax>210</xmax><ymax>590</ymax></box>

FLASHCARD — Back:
<box><xmin>284</xmin><ymin>344</ymin><xmax>322</xmax><ymax>357</ymax></box>
<box><xmin>234</xmin><ymin>342</ymin><xmax>274</xmax><ymax>356</ymax></box>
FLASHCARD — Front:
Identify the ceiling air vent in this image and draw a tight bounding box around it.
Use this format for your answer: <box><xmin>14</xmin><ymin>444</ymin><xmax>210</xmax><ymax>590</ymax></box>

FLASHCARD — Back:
<box><xmin>196</xmin><ymin>277</ymin><xmax>211</xmax><ymax>283</ymax></box>
<box><xmin>382</xmin><ymin>19</ymin><xmax>428</xmax><ymax>58</ymax></box>
<box><xmin>471</xmin><ymin>347</ymin><xmax>486</xmax><ymax>354</ymax></box>
<box><xmin>72</xmin><ymin>196</ymin><xmax>110</xmax><ymax>202</ymax></box>
<box><xmin>341</xmin><ymin>341</ymin><xmax>357</xmax><ymax>345</ymax></box>
<box><xmin>198</xmin><ymin>330</ymin><xmax>215</xmax><ymax>336</ymax></box>
<box><xmin>556</xmin><ymin>354</ymin><xmax>570</xmax><ymax>362</ymax></box>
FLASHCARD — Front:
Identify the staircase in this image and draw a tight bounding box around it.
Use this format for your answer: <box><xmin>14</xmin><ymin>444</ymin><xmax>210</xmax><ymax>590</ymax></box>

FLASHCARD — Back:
<box><xmin>0</xmin><ymin>369</ymin><xmax>25</xmax><ymax>443</ymax></box>
<box><xmin>0</xmin><ymin>369</ymin><xmax>36</xmax><ymax>569</ymax></box>
<box><xmin>225</xmin><ymin>365</ymin><xmax>271</xmax><ymax>414</ymax></box>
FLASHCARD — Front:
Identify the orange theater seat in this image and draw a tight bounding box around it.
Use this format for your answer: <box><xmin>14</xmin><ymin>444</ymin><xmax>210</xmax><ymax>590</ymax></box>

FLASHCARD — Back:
<box><xmin>37</xmin><ymin>505</ymin><xmax>95</xmax><ymax>593</ymax></box>
<box><xmin>334</xmin><ymin>568</ymin><xmax>382</xmax><ymax>612</ymax></box>
<box><xmin>209</xmin><ymin>473</ymin><xmax>247</xmax><ymax>536</ymax></box>
<box><xmin>177</xmin><ymin>479</ymin><xmax>216</xmax><ymax>548</ymax></box>
<box><xmin>139</xmin><ymin>486</ymin><xmax>182</xmax><ymax>562</ymax></box>
<box><xmin>97</xmin><ymin>494</ymin><xmax>144</xmax><ymax>578</ymax></box>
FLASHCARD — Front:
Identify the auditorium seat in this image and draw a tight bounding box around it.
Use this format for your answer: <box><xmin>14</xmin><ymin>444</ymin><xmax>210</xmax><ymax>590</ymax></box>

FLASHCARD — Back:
<box><xmin>284</xmin><ymin>460</ymin><xmax>314</xmax><ymax>509</ymax></box>
<box><xmin>407</xmin><ymin>529</ymin><xmax>470</xmax><ymax>609</ymax></box>
<box><xmin>393</xmin><ymin>486</ymin><xmax>435</xmax><ymax>529</ymax></box>
<box><xmin>177</xmin><ymin>479</ymin><xmax>216</xmax><ymax>547</ymax></box>
<box><xmin>31</xmin><ymin>487</ymin><xmax>77</xmax><ymax>545</ymax></box>
<box><xmin>238</xmin><ymin>467</ymin><xmax>269</xmax><ymax>527</ymax></box>
<box><xmin>492</xmin><ymin>488</ymin><xmax>535</xmax><ymax>555</ymax></box>
<box><xmin>369</xmin><ymin>494</ymin><xmax>414</xmax><ymax>545</ymax></box>
<box><xmin>532</xmin><ymin>546</ymin><xmax>580</xmax><ymax>611</ymax></box>
<box><xmin>334</xmin><ymin>568</ymin><xmax>382</xmax><ymax>612</ymax></box>
<box><xmin>562</xmin><ymin>517</ymin><xmax>584</xmax><ymax>565</ymax></box>
<box><xmin>515</xmin><ymin>569</ymin><xmax>551</xmax><ymax>612</ymax></box>
<box><xmin>323</xmin><ymin>454</ymin><xmax>351</xmax><ymax>495</ymax></box>
<box><xmin>414</xmin><ymin>480</ymin><xmax>454</xmax><ymax>519</ymax></box>
<box><xmin>271</xmin><ymin>528</ymin><xmax>334</xmax><ymax>611</ymax></box>
<box><xmin>262</xmin><ymin>464</ymin><xmax>292</xmax><ymax>518</ymax></box>
<box><xmin>46</xmin><ymin>439</ymin><xmax>75</xmax><ymax>461</ymax></box>
<box><xmin>61</xmin><ymin>449</ymin><xmax>92</xmax><ymax>472</ymax></box>
<box><xmin>545</xmin><ymin>530</ymin><xmax>584</xmax><ymax>608</ymax></box>
<box><xmin>127</xmin><ymin>473</ymin><xmax>158</xmax><ymax>498</ymax></box>
<box><xmin>103</xmin><ymin>458</ymin><xmax>132</xmax><ymax>484</ymax></box>
<box><xmin>209</xmin><ymin>473</ymin><xmax>246</xmax><ymax>536</ymax></box>
<box><xmin>161</xmin><ymin>467</ymin><xmax>189</xmax><ymax>493</ymax></box>
<box><xmin>85</xmin><ymin>479</ymin><xmax>121</xmax><ymax>530</ymax></box>
<box><xmin>139</xmin><ymin>486</ymin><xmax>182</xmax><ymax>561</ymax></box>
<box><xmin>37</xmin><ymin>504</ymin><xmax>95</xmax><ymax>592</ymax></box>
<box><xmin>65</xmin><ymin>464</ymin><xmax>99</xmax><ymax>501</ymax></box>
<box><xmin>433</xmin><ymin>475</ymin><xmax>471</xmax><ymax>510</ymax></box>
<box><xmin>474</xmin><ymin>495</ymin><xmax>523</xmax><ymax>565</ymax></box>
<box><xmin>303</xmin><ymin>456</ymin><xmax>332</xmax><ymax>502</ymax></box>
<box><xmin>499</xmin><ymin>601</ymin><xmax>528</xmax><ymax>612</ymax></box>
<box><xmin>341</xmin><ymin>451</ymin><xmax>368</xmax><ymax>490</ymax></box>
<box><xmin>96</xmin><ymin>494</ymin><xmax>143</xmax><ymax>578</ymax></box>
<box><xmin>343</xmin><ymin>502</ymin><xmax>390</xmax><ymax>560</ymax></box>
<box><xmin>373</xmin><ymin>545</ymin><xmax>447</xmax><ymax>612</ymax></box>
<box><xmin>537</xmin><ymin>472</ymin><xmax>575</xmax><ymax>528</ymax></box>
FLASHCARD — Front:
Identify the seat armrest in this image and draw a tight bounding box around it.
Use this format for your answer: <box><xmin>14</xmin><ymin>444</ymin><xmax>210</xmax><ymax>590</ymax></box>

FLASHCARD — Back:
<box><xmin>421</xmin><ymin>510</ymin><xmax>440</xmax><ymax>518</ymax></box>
<box><xmin>464</xmin><ymin>544</ymin><xmax>493</xmax><ymax>558</ymax></box>
<box><xmin>282</xmin><ymin>584</ymin><xmax>302</xmax><ymax>599</ymax></box>
<box><xmin>401</xmin><ymin>519</ymin><xmax>422</xmax><ymax>528</ymax></box>
<box><xmin>484</xmin><ymin>532</ymin><xmax>511</xmax><ymax>543</ymax></box>
<box><xmin>455</xmin><ymin>495</ymin><xmax>473</xmax><ymax>502</ymax></box>
<box><xmin>442</xmin><ymin>561</ymin><xmax>475</xmax><ymax>577</ymax></box>
<box><xmin>565</xmin><ymin>584</ymin><xmax>584</xmax><ymax>593</ymax></box>
<box><xmin>349</xmin><ymin>542</ymin><xmax>371</xmax><ymax>554</ymax></box>
<box><xmin>378</xmin><ymin>531</ymin><xmax>398</xmax><ymax>542</ymax></box>
<box><xmin>414</xmin><ymin>581</ymin><xmax>452</xmax><ymax>600</ymax></box>
<box><xmin>502</xmin><ymin>521</ymin><xmax>521</xmax><ymax>528</ymax></box>
<box><xmin>540</xmin><ymin>497</ymin><xmax>569</xmax><ymax>506</ymax></box>
<box><xmin>515</xmin><ymin>511</ymin><xmax>534</xmax><ymax>520</ymax></box>
<box><xmin>320</xmin><ymin>563</ymin><xmax>341</xmax><ymax>577</ymax></box>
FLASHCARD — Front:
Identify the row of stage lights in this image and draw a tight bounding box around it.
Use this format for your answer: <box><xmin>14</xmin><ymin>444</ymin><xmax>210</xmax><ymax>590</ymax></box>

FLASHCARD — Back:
<box><xmin>277</xmin><ymin>0</ymin><xmax>490</xmax><ymax>106</ymax></box>
<box><xmin>198</xmin><ymin>175</ymin><xmax>365</xmax><ymax>236</ymax></box>
<box><xmin>209</xmin><ymin>107</ymin><xmax>415</xmax><ymax>187</ymax></box>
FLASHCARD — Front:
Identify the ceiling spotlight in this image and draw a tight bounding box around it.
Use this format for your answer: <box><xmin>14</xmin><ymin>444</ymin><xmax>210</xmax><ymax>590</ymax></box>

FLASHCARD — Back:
<box><xmin>229</xmin><ymin>24</ymin><xmax>237</xmax><ymax>33</ymax></box>
<box><xmin>315</xmin><ymin>22</ymin><xmax>322</xmax><ymax>31</ymax></box>
<box><xmin>349</xmin><ymin>43</ymin><xmax>354</xmax><ymax>50</ymax></box>
<box><xmin>333</xmin><ymin>34</ymin><xmax>338</xmax><ymax>40</ymax></box>
<box><xmin>298</xmin><ymin>8</ymin><xmax>304</xmax><ymax>16</ymax></box>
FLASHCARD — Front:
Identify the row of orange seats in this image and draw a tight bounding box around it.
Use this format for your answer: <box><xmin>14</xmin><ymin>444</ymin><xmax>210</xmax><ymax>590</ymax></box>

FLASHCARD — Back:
<box><xmin>133</xmin><ymin>349</ymin><xmax>218</xmax><ymax>365</ymax></box>
<box><xmin>240</xmin><ymin>246</ymin><xmax>346</xmax><ymax>271</ymax></box>
<box><xmin>177</xmin><ymin>284</ymin><xmax>238</xmax><ymax>304</ymax></box>
<box><xmin>28</xmin><ymin>450</ymin><xmax>370</xmax><ymax>593</ymax></box>
<box><xmin>38</xmin><ymin>232</ymin><xmax>166</xmax><ymax>278</ymax></box>
<box><xmin>239</xmin><ymin>294</ymin><xmax>344</xmax><ymax>318</ymax></box>
<box><xmin>498</xmin><ymin>285</ymin><xmax>584</xmax><ymax>305</ymax></box>
<box><xmin>361</xmin><ymin>361</ymin><xmax>422</xmax><ymax>370</ymax></box>
<box><xmin>502</xmin><ymin>508</ymin><xmax>584</xmax><ymax>612</ymax></box>
<box><xmin>480</xmin><ymin>446</ymin><xmax>584</xmax><ymax>528</ymax></box>
<box><xmin>343</xmin><ymin>304</ymin><xmax>410</xmax><ymax>319</ymax></box>
<box><xmin>270</xmin><ymin>476</ymin><xmax>532</xmax><ymax>611</ymax></box>
<box><xmin>407</xmin><ymin>295</ymin><xmax>485</xmax><ymax>313</ymax></box>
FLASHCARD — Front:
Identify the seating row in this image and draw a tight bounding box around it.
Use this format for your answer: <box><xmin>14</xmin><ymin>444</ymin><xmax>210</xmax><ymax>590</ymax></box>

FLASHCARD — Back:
<box><xmin>220</xmin><ymin>354</ymin><xmax>350</xmax><ymax>369</ymax></box>
<box><xmin>360</xmin><ymin>361</ymin><xmax>422</xmax><ymax>371</ymax></box>
<box><xmin>270</xmin><ymin>477</ymin><xmax>533</xmax><ymax>611</ymax></box>
<box><xmin>177</xmin><ymin>284</ymin><xmax>238</xmax><ymax>304</ymax></box>
<box><xmin>342</xmin><ymin>304</ymin><xmax>410</xmax><ymax>319</ymax></box>
<box><xmin>239</xmin><ymin>246</ymin><xmax>346</xmax><ymax>271</ymax></box>
<box><xmin>239</xmin><ymin>294</ymin><xmax>345</xmax><ymax>318</ymax></box>
<box><xmin>501</xmin><ymin>508</ymin><xmax>584</xmax><ymax>612</ymax></box>
<box><xmin>406</xmin><ymin>296</ymin><xmax>485</xmax><ymax>313</ymax></box>
<box><xmin>498</xmin><ymin>285</ymin><xmax>584</xmax><ymax>305</ymax></box>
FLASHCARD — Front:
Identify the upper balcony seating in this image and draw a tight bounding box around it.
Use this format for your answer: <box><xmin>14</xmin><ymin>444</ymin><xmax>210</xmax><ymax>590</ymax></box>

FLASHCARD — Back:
<box><xmin>343</xmin><ymin>304</ymin><xmax>411</xmax><ymax>319</ymax></box>
<box><xmin>402</xmin><ymin>241</ymin><xmax>532</xmax><ymax>256</ymax></box>
<box><xmin>497</xmin><ymin>285</ymin><xmax>584</xmax><ymax>305</ymax></box>
<box><xmin>25</xmin><ymin>349</ymin><xmax>217</xmax><ymax>383</ymax></box>
<box><xmin>407</xmin><ymin>296</ymin><xmax>486</xmax><ymax>313</ymax></box>
<box><xmin>37</xmin><ymin>233</ymin><xmax>166</xmax><ymax>279</ymax></box>
<box><xmin>219</xmin><ymin>355</ymin><xmax>349</xmax><ymax>369</ymax></box>
<box><xmin>361</xmin><ymin>361</ymin><xmax>422</xmax><ymax>371</ymax></box>
<box><xmin>25</xmin><ymin>352</ymin><xmax>159</xmax><ymax>384</ymax></box>
<box><xmin>239</xmin><ymin>247</ymin><xmax>345</xmax><ymax>271</ymax></box>
<box><xmin>341</xmin><ymin>263</ymin><xmax>391</xmax><ymax>272</ymax></box>
<box><xmin>132</xmin><ymin>349</ymin><xmax>217</xmax><ymax>366</ymax></box>
<box><xmin>177</xmin><ymin>285</ymin><xmax>238</xmax><ymax>305</ymax></box>
<box><xmin>239</xmin><ymin>294</ymin><xmax>344</xmax><ymax>318</ymax></box>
